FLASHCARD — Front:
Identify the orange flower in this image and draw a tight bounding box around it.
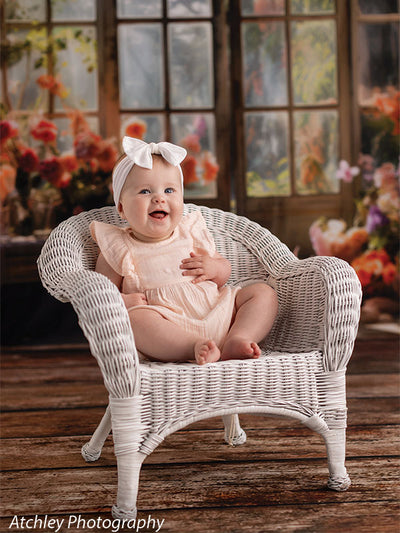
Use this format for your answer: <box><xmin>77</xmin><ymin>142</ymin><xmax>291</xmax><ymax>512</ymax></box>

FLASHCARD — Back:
<box><xmin>36</xmin><ymin>74</ymin><xmax>69</xmax><ymax>99</ymax></box>
<box><xmin>202</xmin><ymin>152</ymin><xmax>219</xmax><ymax>183</ymax></box>
<box><xmin>348</xmin><ymin>228</ymin><xmax>369</xmax><ymax>249</ymax></box>
<box><xmin>30</xmin><ymin>119</ymin><xmax>58</xmax><ymax>144</ymax></box>
<box><xmin>59</xmin><ymin>153</ymin><xmax>79</xmax><ymax>173</ymax></box>
<box><xmin>180</xmin><ymin>134</ymin><xmax>201</xmax><ymax>154</ymax></box>
<box><xmin>364</xmin><ymin>249</ymin><xmax>391</xmax><ymax>266</ymax></box>
<box><xmin>382</xmin><ymin>262</ymin><xmax>397</xmax><ymax>285</ymax></box>
<box><xmin>36</xmin><ymin>74</ymin><xmax>54</xmax><ymax>90</ymax></box>
<box><xmin>181</xmin><ymin>155</ymin><xmax>198</xmax><ymax>185</ymax></box>
<box><xmin>372</xmin><ymin>91</ymin><xmax>400</xmax><ymax>136</ymax></box>
<box><xmin>66</xmin><ymin>109</ymin><xmax>90</xmax><ymax>136</ymax></box>
<box><xmin>125</xmin><ymin>120</ymin><xmax>147</xmax><ymax>140</ymax></box>
<box><xmin>0</xmin><ymin>164</ymin><xmax>16</xmax><ymax>203</ymax></box>
<box><xmin>97</xmin><ymin>140</ymin><xmax>118</xmax><ymax>173</ymax></box>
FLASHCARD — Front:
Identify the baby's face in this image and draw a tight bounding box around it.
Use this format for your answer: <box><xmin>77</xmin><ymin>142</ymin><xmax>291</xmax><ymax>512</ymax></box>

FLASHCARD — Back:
<box><xmin>118</xmin><ymin>157</ymin><xmax>184</xmax><ymax>242</ymax></box>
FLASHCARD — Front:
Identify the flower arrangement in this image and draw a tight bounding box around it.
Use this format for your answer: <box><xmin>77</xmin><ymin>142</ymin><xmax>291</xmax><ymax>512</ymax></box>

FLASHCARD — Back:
<box><xmin>310</xmin><ymin>158</ymin><xmax>399</xmax><ymax>320</ymax></box>
<box><xmin>0</xmin><ymin>76</ymin><xmax>118</xmax><ymax>236</ymax></box>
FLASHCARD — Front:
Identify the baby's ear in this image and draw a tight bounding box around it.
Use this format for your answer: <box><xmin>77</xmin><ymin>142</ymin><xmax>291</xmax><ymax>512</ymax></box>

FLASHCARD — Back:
<box><xmin>118</xmin><ymin>202</ymin><xmax>126</xmax><ymax>219</ymax></box>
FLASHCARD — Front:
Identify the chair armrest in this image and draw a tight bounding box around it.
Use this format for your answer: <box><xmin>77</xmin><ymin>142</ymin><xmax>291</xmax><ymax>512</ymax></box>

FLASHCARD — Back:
<box><xmin>60</xmin><ymin>270</ymin><xmax>141</xmax><ymax>397</ymax></box>
<box><xmin>37</xmin><ymin>218</ymin><xmax>141</xmax><ymax>399</ymax></box>
<box><xmin>267</xmin><ymin>256</ymin><xmax>362</xmax><ymax>372</ymax></box>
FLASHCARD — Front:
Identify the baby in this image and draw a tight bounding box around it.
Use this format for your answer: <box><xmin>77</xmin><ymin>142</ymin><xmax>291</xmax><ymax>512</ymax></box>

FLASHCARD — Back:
<box><xmin>90</xmin><ymin>137</ymin><xmax>278</xmax><ymax>365</ymax></box>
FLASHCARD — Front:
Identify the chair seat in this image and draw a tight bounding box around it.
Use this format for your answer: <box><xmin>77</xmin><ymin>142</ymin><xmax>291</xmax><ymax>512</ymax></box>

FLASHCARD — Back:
<box><xmin>136</xmin><ymin>350</ymin><xmax>328</xmax><ymax>454</ymax></box>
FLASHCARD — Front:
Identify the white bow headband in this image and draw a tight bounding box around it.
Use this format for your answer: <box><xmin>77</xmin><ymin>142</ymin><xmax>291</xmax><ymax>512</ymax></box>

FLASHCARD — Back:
<box><xmin>112</xmin><ymin>137</ymin><xmax>187</xmax><ymax>207</ymax></box>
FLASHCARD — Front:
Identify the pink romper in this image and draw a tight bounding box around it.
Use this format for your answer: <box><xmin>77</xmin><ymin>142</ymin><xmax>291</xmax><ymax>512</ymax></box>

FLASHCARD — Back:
<box><xmin>90</xmin><ymin>211</ymin><xmax>240</xmax><ymax>350</ymax></box>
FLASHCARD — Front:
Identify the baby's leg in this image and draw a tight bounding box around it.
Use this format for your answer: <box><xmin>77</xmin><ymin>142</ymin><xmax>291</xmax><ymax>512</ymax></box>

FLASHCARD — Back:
<box><xmin>221</xmin><ymin>283</ymin><xmax>278</xmax><ymax>361</ymax></box>
<box><xmin>128</xmin><ymin>308</ymin><xmax>220</xmax><ymax>364</ymax></box>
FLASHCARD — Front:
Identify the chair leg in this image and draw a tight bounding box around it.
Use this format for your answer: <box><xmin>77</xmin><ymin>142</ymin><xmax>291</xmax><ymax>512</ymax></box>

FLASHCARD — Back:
<box><xmin>81</xmin><ymin>405</ymin><xmax>112</xmax><ymax>462</ymax></box>
<box><xmin>222</xmin><ymin>414</ymin><xmax>247</xmax><ymax>446</ymax></box>
<box><xmin>111</xmin><ymin>451</ymin><xmax>147</xmax><ymax>519</ymax></box>
<box><xmin>323</xmin><ymin>428</ymin><xmax>351</xmax><ymax>491</ymax></box>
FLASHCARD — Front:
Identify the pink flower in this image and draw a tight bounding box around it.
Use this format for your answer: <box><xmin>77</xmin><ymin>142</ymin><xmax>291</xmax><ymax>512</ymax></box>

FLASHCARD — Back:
<box><xmin>336</xmin><ymin>160</ymin><xmax>359</xmax><ymax>183</ymax></box>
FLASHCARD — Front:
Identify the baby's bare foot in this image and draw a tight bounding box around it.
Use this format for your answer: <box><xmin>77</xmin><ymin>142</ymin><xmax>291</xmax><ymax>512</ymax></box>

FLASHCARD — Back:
<box><xmin>220</xmin><ymin>336</ymin><xmax>261</xmax><ymax>361</ymax></box>
<box><xmin>195</xmin><ymin>339</ymin><xmax>221</xmax><ymax>365</ymax></box>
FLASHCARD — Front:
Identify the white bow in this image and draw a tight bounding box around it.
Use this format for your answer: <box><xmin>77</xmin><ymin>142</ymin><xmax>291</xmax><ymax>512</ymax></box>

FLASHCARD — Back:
<box><xmin>112</xmin><ymin>137</ymin><xmax>187</xmax><ymax>207</ymax></box>
<box><xmin>122</xmin><ymin>137</ymin><xmax>187</xmax><ymax>168</ymax></box>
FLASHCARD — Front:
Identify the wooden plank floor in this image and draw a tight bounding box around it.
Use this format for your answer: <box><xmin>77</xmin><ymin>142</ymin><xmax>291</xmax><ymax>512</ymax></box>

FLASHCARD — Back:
<box><xmin>1</xmin><ymin>329</ymin><xmax>399</xmax><ymax>533</ymax></box>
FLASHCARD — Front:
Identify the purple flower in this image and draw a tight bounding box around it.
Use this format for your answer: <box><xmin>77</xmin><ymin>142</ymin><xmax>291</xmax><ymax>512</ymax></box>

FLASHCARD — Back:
<box><xmin>366</xmin><ymin>205</ymin><xmax>390</xmax><ymax>233</ymax></box>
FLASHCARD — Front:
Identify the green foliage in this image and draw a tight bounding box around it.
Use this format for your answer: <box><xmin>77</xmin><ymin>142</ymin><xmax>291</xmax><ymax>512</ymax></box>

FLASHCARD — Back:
<box><xmin>291</xmin><ymin>20</ymin><xmax>337</xmax><ymax>105</ymax></box>
<box><xmin>246</xmin><ymin>157</ymin><xmax>290</xmax><ymax>197</ymax></box>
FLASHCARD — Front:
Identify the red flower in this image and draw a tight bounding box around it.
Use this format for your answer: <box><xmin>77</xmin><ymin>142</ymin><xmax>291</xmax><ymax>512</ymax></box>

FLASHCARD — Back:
<box><xmin>97</xmin><ymin>140</ymin><xmax>118</xmax><ymax>173</ymax></box>
<box><xmin>0</xmin><ymin>120</ymin><xmax>19</xmax><ymax>144</ymax></box>
<box><xmin>18</xmin><ymin>148</ymin><xmax>40</xmax><ymax>173</ymax></box>
<box><xmin>31</xmin><ymin>120</ymin><xmax>58</xmax><ymax>144</ymax></box>
<box><xmin>382</xmin><ymin>262</ymin><xmax>397</xmax><ymax>285</ymax></box>
<box><xmin>181</xmin><ymin>155</ymin><xmax>199</xmax><ymax>185</ymax></box>
<box><xmin>125</xmin><ymin>120</ymin><xmax>147</xmax><ymax>140</ymax></box>
<box><xmin>74</xmin><ymin>131</ymin><xmax>102</xmax><ymax>160</ymax></box>
<box><xmin>39</xmin><ymin>157</ymin><xmax>64</xmax><ymax>185</ymax></box>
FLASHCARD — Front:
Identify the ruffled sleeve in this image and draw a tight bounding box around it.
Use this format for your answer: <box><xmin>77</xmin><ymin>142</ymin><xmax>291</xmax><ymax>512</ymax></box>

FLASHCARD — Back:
<box><xmin>182</xmin><ymin>210</ymin><xmax>216</xmax><ymax>256</ymax></box>
<box><xmin>90</xmin><ymin>220</ymin><xmax>134</xmax><ymax>276</ymax></box>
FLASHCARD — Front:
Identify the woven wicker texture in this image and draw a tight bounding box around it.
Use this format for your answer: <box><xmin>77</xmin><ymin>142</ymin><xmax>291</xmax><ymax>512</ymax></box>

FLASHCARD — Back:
<box><xmin>38</xmin><ymin>204</ymin><xmax>362</xmax><ymax>517</ymax></box>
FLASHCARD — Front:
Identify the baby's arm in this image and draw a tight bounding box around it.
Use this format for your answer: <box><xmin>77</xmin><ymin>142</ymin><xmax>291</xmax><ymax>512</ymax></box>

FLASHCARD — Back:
<box><xmin>95</xmin><ymin>253</ymin><xmax>147</xmax><ymax>307</ymax></box>
<box><xmin>180</xmin><ymin>251</ymin><xmax>231</xmax><ymax>287</ymax></box>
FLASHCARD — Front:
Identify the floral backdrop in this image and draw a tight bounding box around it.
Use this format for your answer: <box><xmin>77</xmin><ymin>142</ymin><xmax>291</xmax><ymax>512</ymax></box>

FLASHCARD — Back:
<box><xmin>1</xmin><ymin>77</ymin><xmax>118</xmax><ymax>236</ymax></box>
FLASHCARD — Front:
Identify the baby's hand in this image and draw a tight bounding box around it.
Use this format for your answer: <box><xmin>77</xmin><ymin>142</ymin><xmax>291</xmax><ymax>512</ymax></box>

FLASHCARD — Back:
<box><xmin>180</xmin><ymin>252</ymin><xmax>226</xmax><ymax>285</ymax></box>
<box><xmin>121</xmin><ymin>292</ymin><xmax>147</xmax><ymax>308</ymax></box>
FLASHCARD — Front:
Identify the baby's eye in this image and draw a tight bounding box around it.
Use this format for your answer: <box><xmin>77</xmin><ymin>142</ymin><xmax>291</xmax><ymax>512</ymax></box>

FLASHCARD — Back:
<box><xmin>139</xmin><ymin>189</ymin><xmax>151</xmax><ymax>194</ymax></box>
<box><xmin>165</xmin><ymin>187</ymin><xmax>175</xmax><ymax>194</ymax></box>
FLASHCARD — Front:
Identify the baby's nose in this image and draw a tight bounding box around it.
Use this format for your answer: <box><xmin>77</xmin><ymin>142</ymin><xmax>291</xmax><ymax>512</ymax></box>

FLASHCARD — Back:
<box><xmin>152</xmin><ymin>193</ymin><xmax>165</xmax><ymax>203</ymax></box>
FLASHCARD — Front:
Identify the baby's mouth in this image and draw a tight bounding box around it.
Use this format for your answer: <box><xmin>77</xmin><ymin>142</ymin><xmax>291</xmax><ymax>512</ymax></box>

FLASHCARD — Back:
<box><xmin>149</xmin><ymin>210</ymin><xmax>168</xmax><ymax>219</ymax></box>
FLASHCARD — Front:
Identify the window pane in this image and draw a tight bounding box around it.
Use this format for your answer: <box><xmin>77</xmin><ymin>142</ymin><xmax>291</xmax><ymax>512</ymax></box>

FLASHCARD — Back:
<box><xmin>167</xmin><ymin>0</ymin><xmax>212</xmax><ymax>18</ymax></box>
<box><xmin>117</xmin><ymin>0</ymin><xmax>162</xmax><ymax>18</ymax></box>
<box><xmin>169</xmin><ymin>23</ymin><xmax>213</xmax><ymax>109</ymax></box>
<box><xmin>5</xmin><ymin>28</ymin><xmax>47</xmax><ymax>110</ymax></box>
<box><xmin>51</xmin><ymin>0</ymin><xmax>96</xmax><ymax>21</ymax></box>
<box><xmin>245</xmin><ymin>112</ymin><xmax>290</xmax><ymax>197</ymax></box>
<box><xmin>358</xmin><ymin>0</ymin><xmax>399</xmax><ymax>14</ymax></box>
<box><xmin>294</xmin><ymin>110</ymin><xmax>339</xmax><ymax>195</ymax></box>
<box><xmin>291</xmin><ymin>20</ymin><xmax>337</xmax><ymax>105</ymax></box>
<box><xmin>120</xmin><ymin>114</ymin><xmax>165</xmax><ymax>142</ymax></box>
<box><xmin>291</xmin><ymin>0</ymin><xmax>335</xmax><ymax>15</ymax></box>
<box><xmin>5</xmin><ymin>0</ymin><xmax>46</xmax><ymax>21</ymax></box>
<box><xmin>241</xmin><ymin>0</ymin><xmax>285</xmax><ymax>16</ymax></box>
<box><xmin>53</xmin><ymin>27</ymin><xmax>97</xmax><ymax>111</ymax></box>
<box><xmin>170</xmin><ymin>113</ymin><xmax>218</xmax><ymax>199</ymax></box>
<box><xmin>242</xmin><ymin>21</ymin><xmax>287</xmax><ymax>107</ymax></box>
<box><xmin>118</xmin><ymin>24</ymin><xmax>164</xmax><ymax>109</ymax></box>
<box><xmin>358</xmin><ymin>23</ymin><xmax>399</xmax><ymax>105</ymax></box>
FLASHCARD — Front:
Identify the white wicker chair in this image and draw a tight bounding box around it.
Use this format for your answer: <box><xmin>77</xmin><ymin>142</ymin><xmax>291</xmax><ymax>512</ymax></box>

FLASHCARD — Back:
<box><xmin>37</xmin><ymin>204</ymin><xmax>362</xmax><ymax>519</ymax></box>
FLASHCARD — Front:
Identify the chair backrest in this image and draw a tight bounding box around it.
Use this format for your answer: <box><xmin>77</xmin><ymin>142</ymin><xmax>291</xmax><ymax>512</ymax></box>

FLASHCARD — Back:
<box><xmin>42</xmin><ymin>204</ymin><xmax>281</xmax><ymax>291</ymax></box>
